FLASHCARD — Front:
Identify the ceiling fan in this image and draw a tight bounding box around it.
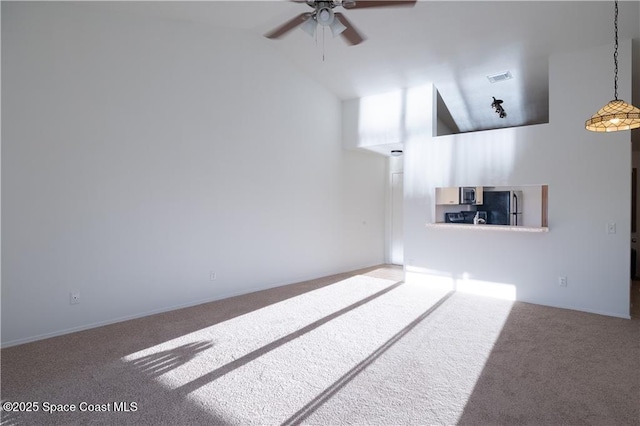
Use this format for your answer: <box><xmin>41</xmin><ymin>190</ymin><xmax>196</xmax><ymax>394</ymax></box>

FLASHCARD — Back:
<box><xmin>265</xmin><ymin>0</ymin><xmax>417</xmax><ymax>46</ymax></box>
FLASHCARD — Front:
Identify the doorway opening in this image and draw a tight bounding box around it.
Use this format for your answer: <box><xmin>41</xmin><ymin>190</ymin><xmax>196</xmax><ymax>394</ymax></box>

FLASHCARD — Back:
<box><xmin>390</xmin><ymin>172</ymin><xmax>404</xmax><ymax>266</ymax></box>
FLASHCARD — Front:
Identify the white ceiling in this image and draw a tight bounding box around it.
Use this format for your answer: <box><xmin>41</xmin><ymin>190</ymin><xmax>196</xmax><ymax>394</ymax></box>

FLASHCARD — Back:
<box><xmin>87</xmin><ymin>1</ymin><xmax>640</xmax><ymax>133</ymax></box>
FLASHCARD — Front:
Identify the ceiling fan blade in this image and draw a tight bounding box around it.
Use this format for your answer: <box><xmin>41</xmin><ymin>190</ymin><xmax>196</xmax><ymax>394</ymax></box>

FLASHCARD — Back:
<box><xmin>265</xmin><ymin>13</ymin><xmax>312</xmax><ymax>39</ymax></box>
<box><xmin>334</xmin><ymin>13</ymin><xmax>365</xmax><ymax>46</ymax></box>
<box><xmin>345</xmin><ymin>0</ymin><xmax>417</xmax><ymax>9</ymax></box>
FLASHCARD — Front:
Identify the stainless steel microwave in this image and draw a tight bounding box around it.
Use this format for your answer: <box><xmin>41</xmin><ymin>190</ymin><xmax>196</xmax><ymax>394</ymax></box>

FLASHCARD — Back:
<box><xmin>459</xmin><ymin>187</ymin><xmax>477</xmax><ymax>204</ymax></box>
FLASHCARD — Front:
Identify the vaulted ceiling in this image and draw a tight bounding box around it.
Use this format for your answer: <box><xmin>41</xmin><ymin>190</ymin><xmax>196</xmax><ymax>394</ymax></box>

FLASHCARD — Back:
<box><xmin>88</xmin><ymin>1</ymin><xmax>640</xmax><ymax>134</ymax></box>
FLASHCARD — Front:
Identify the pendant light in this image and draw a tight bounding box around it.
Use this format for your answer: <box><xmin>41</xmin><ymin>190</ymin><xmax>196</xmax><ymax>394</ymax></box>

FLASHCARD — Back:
<box><xmin>585</xmin><ymin>0</ymin><xmax>640</xmax><ymax>132</ymax></box>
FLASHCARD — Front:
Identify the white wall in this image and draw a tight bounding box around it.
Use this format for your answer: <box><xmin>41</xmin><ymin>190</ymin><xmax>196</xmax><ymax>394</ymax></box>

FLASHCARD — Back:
<box><xmin>1</xmin><ymin>3</ymin><xmax>386</xmax><ymax>346</ymax></box>
<box><xmin>343</xmin><ymin>91</ymin><xmax>404</xmax><ymax>157</ymax></box>
<box><xmin>401</xmin><ymin>40</ymin><xmax>633</xmax><ymax>318</ymax></box>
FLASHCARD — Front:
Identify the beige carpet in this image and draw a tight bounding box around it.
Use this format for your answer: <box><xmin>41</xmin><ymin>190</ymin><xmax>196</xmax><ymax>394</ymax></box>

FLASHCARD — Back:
<box><xmin>1</xmin><ymin>265</ymin><xmax>638</xmax><ymax>425</ymax></box>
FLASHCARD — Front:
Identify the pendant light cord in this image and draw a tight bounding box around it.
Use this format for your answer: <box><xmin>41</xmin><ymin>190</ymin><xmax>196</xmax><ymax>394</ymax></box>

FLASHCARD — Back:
<box><xmin>613</xmin><ymin>0</ymin><xmax>618</xmax><ymax>100</ymax></box>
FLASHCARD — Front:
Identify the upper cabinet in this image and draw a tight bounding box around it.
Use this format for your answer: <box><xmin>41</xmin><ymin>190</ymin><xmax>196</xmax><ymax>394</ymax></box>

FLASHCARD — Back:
<box><xmin>435</xmin><ymin>187</ymin><xmax>460</xmax><ymax>205</ymax></box>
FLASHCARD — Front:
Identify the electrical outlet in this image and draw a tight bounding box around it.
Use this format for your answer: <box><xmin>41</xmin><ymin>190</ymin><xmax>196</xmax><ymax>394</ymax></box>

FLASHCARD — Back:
<box><xmin>210</xmin><ymin>271</ymin><xmax>217</xmax><ymax>281</ymax></box>
<box><xmin>607</xmin><ymin>222</ymin><xmax>617</xmax><ymax>234</ymax></box>
<box><xmin>70</xmin><ymin>292</ymin><xmax>81</xmax><ymax>305</ymax></box>
<box><xmin>558</xmin><ymin>276</ymin><xmax>568</xmax><ymax>287</ymax></box>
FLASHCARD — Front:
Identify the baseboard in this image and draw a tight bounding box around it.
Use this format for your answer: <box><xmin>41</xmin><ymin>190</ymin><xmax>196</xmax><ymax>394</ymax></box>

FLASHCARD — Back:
<box><xmin>1</xmin><ymin>263</ymin><xmax>386</xmax><ymax>348</ymax></box>
<box><xmin>517</xmin><ymin>298</ymin><xmax>631</xmax><ymax>320</ymax></box>
<box><xmin>1</xmin><ymin>290</ymin><xmax>241</xmax><ymax>348</ymax></box>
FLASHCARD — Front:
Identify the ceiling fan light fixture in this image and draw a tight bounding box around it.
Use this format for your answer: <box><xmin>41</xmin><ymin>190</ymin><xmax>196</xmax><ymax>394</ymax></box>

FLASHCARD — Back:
<box><xmin>585</xmin><ymin>0</ymin><xmax>640</xmax><ymax>132</ymax></box>
<box><xmin>316</xmin><ymin>7</ymin><xmax>334</xmax><ymax>26</ymax></box>
<box><xmin>264</xmin><ymin>0</ymin><xmax>416</xmax><ymax>46</ymax></box>
<box><xmin>300</xmin><ymin>16</ymin><xmax>317</xmax><ymax>37</ymax></box>
<box><xmin>329</xmin><ymin>17</ymin><xmax>347</xmax><ymax>37</ymax></box>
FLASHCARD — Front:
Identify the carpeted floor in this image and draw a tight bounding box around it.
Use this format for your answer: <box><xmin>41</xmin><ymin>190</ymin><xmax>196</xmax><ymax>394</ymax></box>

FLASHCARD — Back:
<box><xmin>1</xmin><ymin>265</ymin><xmax>638</xmax><ymax>425</ymax></box>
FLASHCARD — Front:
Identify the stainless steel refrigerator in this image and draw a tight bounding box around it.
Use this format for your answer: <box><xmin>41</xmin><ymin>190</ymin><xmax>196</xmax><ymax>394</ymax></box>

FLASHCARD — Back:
<box><xmin>480</xmin><ymin>190</ymin><xmax>523</xmax><ymax>226</ymax></box>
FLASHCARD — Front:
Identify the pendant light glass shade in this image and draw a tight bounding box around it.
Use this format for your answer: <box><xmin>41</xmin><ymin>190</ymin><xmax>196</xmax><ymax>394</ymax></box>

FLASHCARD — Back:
<box><xmin>585</xmin><ymin>0</ymin><xmax>640</xmax><ymax>132</ymax></box>
<box><xmin>585</xmin><ymin>99</ymin><xmax>640</xmax><ymax>132</ymax></box>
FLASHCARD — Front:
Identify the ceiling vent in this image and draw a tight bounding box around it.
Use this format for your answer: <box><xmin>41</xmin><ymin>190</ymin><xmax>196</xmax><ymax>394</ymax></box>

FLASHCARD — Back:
<box><xmin>487</xmin><ymin>71</ymin><xmax>513</xmax><ymax>83</ymax></box>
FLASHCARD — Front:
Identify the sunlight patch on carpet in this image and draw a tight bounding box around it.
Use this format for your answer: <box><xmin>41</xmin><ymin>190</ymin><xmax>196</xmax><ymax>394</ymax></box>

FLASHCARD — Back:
<box><xmin>122</xmin><ymin>275</ymin><xmax>397</xmax><ymax>385</ymax></box>
<box><xmin>304</xmin><ymin>293</ymin><xmax>515</xmax><ymax>425</ymax></box>
<box><xmin>121</xmin><ymin>273</ymin><xmax>513</xmax><ymax>424</ymax></box>
<box><xmin>181</xmin><ymin>281</ymin><xmax>451</xmax><ymax>424</ymax></box>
